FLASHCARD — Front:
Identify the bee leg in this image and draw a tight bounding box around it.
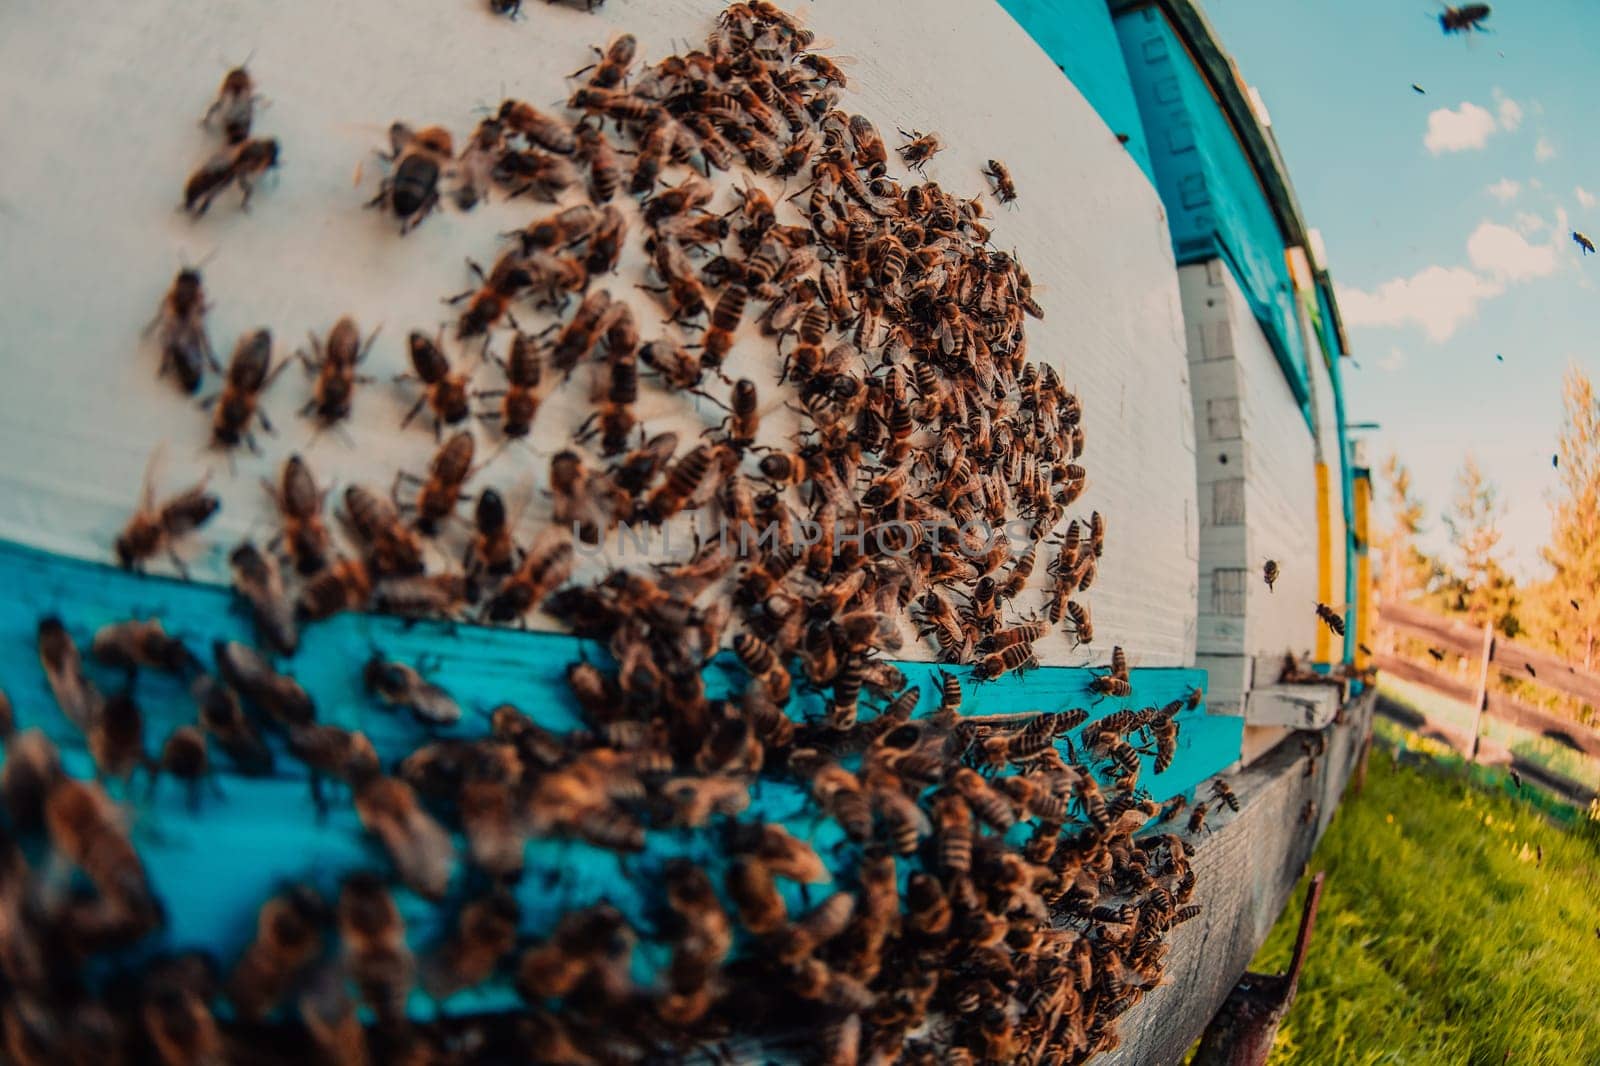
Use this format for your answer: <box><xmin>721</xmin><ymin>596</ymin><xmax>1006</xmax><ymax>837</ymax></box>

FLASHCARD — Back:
<box><xmin>167</xmin><ymin>549</ymin><xmax>193</xmax><ymax>581</ymax></box>
<box><xmin>400</xmin><ymin>397</ymin><xmax>429</xmax><ymax>430</ymax></box>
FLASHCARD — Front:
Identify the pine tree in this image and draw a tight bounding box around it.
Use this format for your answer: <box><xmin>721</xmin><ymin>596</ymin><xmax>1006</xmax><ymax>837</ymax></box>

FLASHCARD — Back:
<box><xmin>1541</xmin><ymin>364</ymin><xmax>1600</xmax><ymax>668</ymax></box>
<box><xmin>1443</xmin><ymin>453</ymin><xmax>1519</xmax><ymax>635</ymax></box>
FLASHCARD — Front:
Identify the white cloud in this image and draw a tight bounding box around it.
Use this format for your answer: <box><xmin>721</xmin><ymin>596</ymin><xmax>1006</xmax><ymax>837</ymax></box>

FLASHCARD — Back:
<box><xmin>1486</xmin><ymin>179</ymin><xmax>1521</xmax><ymax>203</ymax></box>
<box><xmin>1467</xmin><ymin>222</ymin><xmax>1560</xmax><ymax>281</ymax></box>
<box><xmin>1377</xmin><ymin>347</ymin><xmax>1406</xmax><ymax>373</ymax></box>
<box><xmin>1514</xmin><ymin>211</ymin><xmax>1547</xmax><ymax>235</ymax></box>
<box><xmin>1578</xmin><ymin>186</ymin><xmax>1597</xmax><ymax>210</ymax></box>
<box><xmin>1424</xmin><ymin>102</ymin><xmax>1497</xmax><ymax>154</ymax></box>
<box><xmin>1536</xmin><ymin>136</ymin><xmax>1557</xmax><ymax>162</ymax></box>
<box><xmin>1494</xmin><ymin>92</ymin><xmax>1524</xmax><ymax>131</ymax></box>
<box><xmin>1338</xmin><ymin>267</ymin><xmax>1504</xmax><ymax>343</ymax></box>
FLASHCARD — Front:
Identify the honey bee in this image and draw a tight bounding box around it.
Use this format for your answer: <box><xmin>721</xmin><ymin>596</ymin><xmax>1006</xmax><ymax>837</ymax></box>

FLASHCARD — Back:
<box><xmin>183</xmin><ymin>137</ymin><xmax>280</xmax><ymax>216</ymax></box>
<box><xmin>975</xmin><ymin>620</ymin><xmax>1046</xmax><ymax>657</ymax></box>
<box><xmin>287</xmin><ymin>722</ymin><xmax>379</xmax><ymax>815</ymax></box>
<box><xmin>982</xmin><ymin>158</ymin><xmax>1018</xmax><ymax>204</ymax></box>
<box><xmin>337</xmin><ymin>871</ymin><xmax>415</xmax><ymax>1025</ymax></box>
<box><xmin>399</xmin><ymin>330</ymin><xmax>473</xmax><ymax>436</ymax></box>
<box><xmin>1089</xmin><ymin>645</ymin><xmax>1132</xmax><ymax>697</ymax></box>
<box><xmin>204</xmin><ymin>328</ymin><xmax>281</xmax><ymax>452</ymax></box>
<box><xmin>726</xmin><ymin>857</ymin><xmax>787</xmax><ymax>936</ymax></box>
<box><xmin>91</xmin><ymin>618</ymin><xmax>198</xmax><ymax>676</ymax></box>
<box><xmin>228</xmin><ymin>885</ymin><xmax>330</xmax><ymax>1021</ymax></box>
<box><xmin>585</xmin><ymin>203</ymin><xmax>628</xmax><ymax>275</ymax></box>
<box><xmin>156</xmin><ymin>724</ymin><xmax>214</xmax><ymax>809</ymax></box>
<box><xmin>1066</xmin><ymin>600</ymin><xmax>1094</xmax><ymax>646</ymax></box>
<box><xmin>812</xmin><ymin>763</ymin><xmax>872</xmax><ymax>841</ymax></box>
<box><xmin>550</xmin><ymin>290</ymin><xmax>614</xmax><ymax>375</ymax></box>
<box><xmin>450</xmin><ymin>249</ymin><xmax>534</xmax><ymax>340</ymax></box>
<box><xmin>1263</xmin><ymin>559</ymin><xmax>1279</xmax><ymax>592</ymax></box>
<box><xmin>613</xmin><ymin>429</ymin><xmax>680</xmax><ymax>501</ymax></box>
<box><xmin>971</xmin><ymin>643</ymin><xmax>1036</xmax><ymax>682</ymax></box>
<box><xmin>472</xmin><ymin>332</ymin><xmax>540</xmax><ymax>444</ymax></box>
<box><xmin>363</xmin><ymin>654</ymin><xmax>463</xmax><ymax>728</ymax></box>
<box><xmin>299</xmin><ymin>316</ymin><xmax>379</xmax><ymax>430</ymax></box>
<box><xmin>1315</xmin><ymin>602</ymin><xmax>1346</xmax><ymax>637</ymax></box>
<box><xmin>88</xmin><ymin>690</ymin><xmax>148</xmax><ymax>783</ymax></box>
<box><xmin>734</xmin><ymin>632</ymin><xmax>791</xmax><ymax>702</ymax></box>
<box><xmin>369</xmin><ymin>123</ymin><xmax>452</xmax><ymax>234</ymax></box>
<box><xmin>115</xmin><ymin>455</ymin><xmax>219</xmax><ymax>575</ymax></box>
<box><xmin>425</xmin><ymin>889</ymin><xmax>521</xmax><ymax>999</ymax></box>
<box><xmin>463</xmin><ymin>488</ymin><xmax>518</xmax><ymax>581</ymax></box>
<box><xmin>1210</xmin><ymin>778</ymin><xmax>1239</xmax><ymax>813</ymax></box>
<box><xmin>354</xmin><ymin>775</ymin><xmax>456</xmax><ymax>901</ymax></box>
<box><xmin>193</xmin><ymin>672</ymin><xmax>274</xmax><ymax>776</ymax></box>
<box><xmin>140</xmin><ymin>954</ymin><xmax>224</xmax><ymax>1066</ymax></box>
<box><xmin>497</xmin><ymin>98</ymin><xmax>578</xmax><ymax>155</ymax></box>
<box><xmin>214</xmin><ymin>640</ymin><xmax>315</xmax><ymax>727</ymax></box>
<box><xmin>395</xmin><ymin>430</ymin><xmax>475</xmax><ymax>536</ymax></box>
<box><xmin>203</xmin><ymin>63</ymin><xmax>260</xmax><ymax>144</ymax></box>
<box><xmin>576</xmin><ymin>350</ymin><xmax>638</xmax><ymax>457</ymax></box>
<box><xmin>1186</xmin><ymin>801</ymin><xmax>1210</xmax><ymax>836</ymax></box>
<box><xmin>896</xmin><ymin>128</ymin><xmax>941</xmax><ymax>173</ymax></box>
<box><xmin>295</xmin><ymin>556</ymin><xmax>373</xmax><ymax>624</ymax></box>
<box><xmin>483</xmin><ymin>525</ymin><xmax>574</xmax><ymax>622</ymax></box>
<box><xmin>574</xmin><ymin>123</ymin><xmax>623</xmax><ymax>204</ymax></box>
<box><xmin>229</xmin><ymin>541</ymin><xmax>299</xmax><ymax>654</ymax></box>
<box><xmin>340</xmin><ymin>484</ymin><xmax>425</xmax><ymax>577</ymax></box>
<box><xmin>37</xmin><ymin>616</ymin><xmax>104</xmax><ymax>732</ymax></box>
<box><xmin>645</xmin><ymin>238</ymin><xmax>709</xmax><ymax>323</ymax></box>
<box><xmin>146</xmin><ymin>267</ymin><xmax>218</xmax><ymax>394</ymax></box>
<box><xmin>642</xmin><ymin>442</ymin><xmax>722</xmax><ymax>524</ymax></box>
<box><xmin>262</xmin><ymin>455</ymin><xmax>331</xmax><ymax>575</ymax></box>
<box><xmin>454</xmin><ymin>115</ymin><xmax>506</xmax><ymax>211</ymax></box>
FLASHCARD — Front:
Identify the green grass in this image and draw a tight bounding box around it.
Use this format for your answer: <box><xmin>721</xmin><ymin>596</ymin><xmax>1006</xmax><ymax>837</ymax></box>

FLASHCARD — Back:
<box><xmin>1379</xmin><ymin>675</ymin><xmax>1600</xmax><ymax>791</ymax></box>
<box><xmin>1249</xmin><ymin>721</ymin><xmax>1600</xmax><ymax>1065</ymax></box>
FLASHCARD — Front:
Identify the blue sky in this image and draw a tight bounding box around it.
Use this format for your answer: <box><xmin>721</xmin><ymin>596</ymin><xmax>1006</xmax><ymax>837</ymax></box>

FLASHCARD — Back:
<box><xmin>1199</xmin><ymin>0</ymin><xmax>1598</xmax><ymax>578</ymax></box>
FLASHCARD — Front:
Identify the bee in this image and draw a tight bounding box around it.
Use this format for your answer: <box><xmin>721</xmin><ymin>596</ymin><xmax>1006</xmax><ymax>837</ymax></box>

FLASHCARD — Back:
<box><xmin>288</xmin><ymin>723</ymin><xmax>379</xmax><ymax>815</ymax></box>
<box><xmin>450</xmin><ymin>249</ymin><xmax>534</xmax><ymax>340</ymax></box>
<box><xmin>585</xmin><ymin>203</ymin><xmax>628</xmax><ymax>275</ymax></box>
<box><xmin>296</xmin><ymin>557</ymin><xmax>373</xmax><ymax>626</ymax></box>
<box><xmin>473</xmin><ymin>331</ymin><xmax>541</xmax><ymax>444</ymax></box>
<box><xmin>982</xmin><ymin>158</ymin><xmax>1018</xmax><ymax>204</ymax></box>
<box><xmin>646</xmin><ymin>238</ymin><xmax>709</xmax><ymax>323</ymax></box>
<box><xmin>1066</xmin><ymin>600</ymin><xmax>1094</xmax><ymax>646</ymax></box>
<box><xmin>369</xmin><ymin>123</ymin><xmax>452</xmax><ymax>234</ymax></box>
<box><xmin>214</xmin><ymin>640</ymin><xmax>315</xmax><ymax>727</ymax></box>
<box><xmin>971</xmin><ymin>643</ymin><xmax>1036</xmax><ymax>682</ymax></box>
<box><xmin>89</xmin><ymin>690</ymin><xmax>148</xmax><ymax>783</ymax></box>
<box><xmin>1089</xmin><ymin>645</ymin><xmax>1132</xmax><ymax>697</ymax></box>
<box><xmin>146</xmin><ymin>267</ymin><xmax>218</xmax><ymax>394</ymax></box>
<box><xmin>1315</xmin><ymin>602</ymin><xmax>1346</xmax><ymax>637</ymax></box>
<box><xmin>577</xmin><ymin>33</ymin><xmax>637</xmax><ymax>89</ymax></box>
<box><xmin>811</xmin><ymin>763</ymin><xmax>872</xmax><ymax>841</ymax></box>
<box><xmin>229</xmin><ymin>542</ymin><xmax>299</xmax><ymax>654</ymax></box>
<box><xmin>140</xmin><ymin>954</ymin><xmax>224</xmax><ymax>1066</ymax></box>
<box><xmin>203</xmin><ymin>328</ymin><xmax>281</xmax><ymax>452</ymax></box>
<box><xmin>399</xmin><ymin>330</ymin><xmax>473</xmax><ymax>436</ymax></box>
<box><xmin>1186</xmin><ymin>801</ymin><xmax>1210</xmax><ymax>836</ymax></box>
<box><xmin>975</xmin><ymin>620</ymin><xmax>1047</xmax><ymax>657</ymax></box>
<box><xmin>454</xmin><ymin>115</ymin><xmax>506</xmax><ymax>211</ymax></box>
<box><xmin>340</xmin><ymin>484</ymin><xmax>425</xmax><ymax>576</ymax></box>
<box><xmin>498</xmin><ymin>98</ymin><xmax>578</xmax><ymax>155</ymax></box>
<box><xmin>262</xmin><ymin>455</ymin><xmax>332</xmax><ymax>576</ymax></box>
<box><xmin>338</xmin><ymin>871</ymin><xmax>415</xmax><ymax>1026</ymax></box>
<box><xmin>183</xmin><ymin>137</ymin><xmax>281</xmax><ymax>215</ymax></box>
<box><xmin>425</xmin><ymin>890</ymin><xmax>521</xmax><ymax>999</ymax></box>
<box><xmin>934</xmin><ymin>791</ymin><xmax>973</xmax><ymax>876</ymax></box>
<box><xmin>483</xmin><ymin>525</ymin><xmax>575</xmax><ymax>622</ymax></box>
<box><xmin>1263</xmin><ymin>559</ymin><xmax>1279</xmax><ymax>592</ymax></box>
<box><xmin>1210</xmin><ymin>778</ymin><xmax>1239</xmax><ymax>813</ymax></box>
<box><xmin>576</xmin><ymin>350</ymin><xmax>639</xmax><ymax>457</ymax></box>
<box><xmin>35</xmin><ymin>617</ymin><xmax>99</xmax><ymax>735</ymax></box>
<box><xmin>91</xmin><ymin>618</ymin><xmax>198</xmax><ymax>675</ymax></box>
<box><xmin>700</xmin><ymin>284</ymin><xmax>748</xmax><ymax>368</ymax></box>
<box><xmin>613</xmin><ymin>429</ymin><xmax>680</xmax><ymax>499</ymax></box>
<box><xmin>896</xmin><ymin>128</ymin><xmax>942</xmax><ymax>173</ymax></box>
<box><xmin>642</xmin><ymin>442</ymin><xmax>721</xmax><ymax>524</ymax></box>
<box><xmin>363</xmin><ymin>654</ymin><xmax>463</xmax><ymax>727</ymax></box>
<box><xmin>194</xmin><ymin>672</ymin><xmax>274</xmax><ymax>776</ymax></box>
<box><xmin>573</xmin><ymin>123</ymin><xmax>623</xmax><ymax>205</ymax></box>
<box><xmin>299</xmin><ymin>316</ymin><xmax>379</xmax><ymax>430</ymax></box>
<box><xmin>460</xmin><ymin>760</ymin><xmax>528</xmax><ymax>882</ymax></box>
<box><xmin>396</xmin><ymin>430</ymin><xmax>475</xmax><ymax>536</ymax></box>
<box><xmin>1439</xmin><ymin>3</ymin><xmax>1491</xmax><ymax>34</ymax></box>
<box><xmin>726</xmin><ymin>857</ymin><xmax>787</xmax><ymax>936</ymax></box>
<box><xmin>551</xmin><ymin>290</ymin><xmax>614</xmax><ymax>375</ymax></box>
<box><xmin>203</xmin><ymin>63</ymin><xmax>260</xmax><ymax>144</ymax></box>
<box><xmin>115</xmin><ymin>456</ymin><xmax>219</xmax><ymax>575</ymax></box>
<box><xmin>464</xmin><ymin>488</ymin><xmax>519</xmax><ymax>580</ymax></box>
<box><xmin>734</xmin><ymin>632</ymin><xmax>791</xmax><ymax>702</ymax></box>
<box><xmin>229</xmin><ymin>886</ymin><xmax>330</xmax><ymax>1021</ymax></box>
<box><xmin>156</xmin><ymin>724</ymin><xmax>214</xmax><ymax>809</ymax></box>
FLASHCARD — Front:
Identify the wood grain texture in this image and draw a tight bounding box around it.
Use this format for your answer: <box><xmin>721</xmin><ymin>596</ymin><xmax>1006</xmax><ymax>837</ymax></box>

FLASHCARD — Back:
<box><xmin>1094</xmin><ymin>688</ymin><xmax>1375</xmax><ymax>1066</ymax></box>
<box><xmin>1380</xmin><ymin>602</ymin><xmax>1600</xmax><ymax>708</ymax></box>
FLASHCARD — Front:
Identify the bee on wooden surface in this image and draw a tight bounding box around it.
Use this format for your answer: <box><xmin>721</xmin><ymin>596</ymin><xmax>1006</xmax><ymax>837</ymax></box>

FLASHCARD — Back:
<box><xmin>399</xmin><ymin>330</ymin><xmax>473</xmax><ymax>436</ymax></box>
<box><xmin>88</xmin><ymin>689</ymin><xmax>148</xmax><ymax>783</ymax></box>
<box><xmin>262</xmin><ymin>455</ymin><xmax>331</xmax><ymax>576</ymax></box>
<box><xmin>183</xmin><ymin>137</ymin><xmax>280</xmax><ymax>216</ymax></box>
<box><xmin>895</xmin><ymin>128</ymin><xmax>941</xmax><ymax>173</ymax></box>
<box><xmin>576</xmin><ymin>33</ymin><xmax>638</xmax><ymax>90</ymax></box>
<box><xmin>91</xmin><ymin>618</ymin><xmax>198</xmax><ymax>676</ymax></box>
<box><xmin>613</xmin><ymin>429</ymin><xmax>680</xmax><ymax>501</ymax></box>
<box><xmin>463</xmin><ymin>488</ymin><xmax>519</xmax><ymax>580</ymax></box>
<box><xmin>982</xmin><ymin>158</ymin><xmax>1018</xmax><ymax>204</ymax></box>
<box><xmin>287</xmin><ymin>722</ymin><xmax>378</xmax><ymax>815</ymax></box>
<box><xmin>1186</xmin><ymin>801</ymin><xmax>1210</xmax><ymax>836</ymax></box>
<box><xmin>576</xmin><ymin>350</ymin><xmax>639</xmax><ymax>457</ymax></box>
<box><xmin>1065</xmin><ymin>600</ymin><xmax>1094</xmax><ymax>646</ymax></box>
<box><xmin>1315</xmin><ymin>602</ymin><xmax>1346</xmax><ymax>637</ymax></box>
<box><xmin>498</xmin><ymin>98</ymin><xmax>579</xmax><ymax>155</ymax></box>
<box><xmin>155</xmin><ymin>724</ymin><xmax>214</xmax><ymax>810</ymax></box>
<box><xmin>550</xmin><ymin>290</ymin><xmax>614</xmax><ymax>375</ymax></box>
<box><xmin>363</xmin><ymin>654</ymin><xmax>462</xmax><ymax>728</ymax></box>
<box><xmin>146</xmin><ymin>267</ymin><xmax>218</xmax><ymax>394</ymax></box>
<box><xmin>203</xmin><ymin>63</ymin><xmax>261</xmax><ymax>144</ymax></box>
<box><xmin>734</xmin><ymin>632</ymin><xmax>791</xmax><ymax>702</ymax></box>
<box><xmin>642</xmin><ymin>443</ymin><xmax>722</xmax><ymax>524</ymax></box>
<box><xmin>574</xmin><ymin>123</ymin><xmax>623</xmax><ymax>205</ymax></box>
<box><xmin>228</xmin><ymin>885</ymin><xmax>330</xmax><ymax>1021</ymax></box>
<box><xmin>478</xmin><ymin>329</ymin><xmax>544</xmax><ymax>442</ymax></box>
<box><xmin>205</xmin><ymin>328</ymin><xmax>281</xmax><ymax>453</ymax></box>
<box><xmin>298</xmin><ymin>316</ymin><xmax>378</xmax><ymax>430</ymax></box>
<box><xmin>1209</xmin><ymin>778</ymin><xmax>1239</xmax><ymax>813</ymax></box>
<box><xmin>425</xmin><ymin>889</ymin><xmax>521</xmax><ymax>1000</ymax></box>
<box><xmin>214</xmin><ymin>640</ymin><xmax>315</xmax><ymax>727</ymax></box>
<box><xmin>368</xmin><ymin>123</ymin><xmax>452</xmax><ymax>234</ymax></box>
<box><xmin>454</xmin><ymin>115</ymin><xmax>506</xmax><ymax>211</ymax></box>
<box><xmin>971</xmin><ymin>643</ymin><xmax>1036</xmax><ymax>682</ymax></box>
<box><xmin>229</xmin><ymin>541</ymin><xmax>298</xmax><ymax>654</ymax></box>
<box><xmin>337</xmin><ymin>871</ymin><xmax>415</xmax><ymax>1025</ymax></box>
<box><xmin>585</xmin><ymin>203</ymin><xmax>628</xmax><ymax>276</ymax></box>
<box><xmin>483</xmin><ymin>525</ymin><xmax>574</xmax><ymax>622</ymax></box>
<box><xmin>450</xmin><ymin>249</ymin><xmax>534</xmax><ymax>340</ymax></box>
<box><xmin>645</xmin><ymin>238</ymin><xmax>710</xmax><ymax>323</ymax></box>
<box><xmin>115</xmin><ymin>457</ymin><xmax>219</xmax><ymax>575</ymax></box>
<box><xmin>976</xmin><ymin>620</ymin><xmax>1046</xmax><ymax>657</ymax></box>
<box><xmin>194</xmin><ymin>672</ymin><xmax>274</xmax><ymax>776</ymax></box>
<box><xmin>395</xmin><ymin>430</ymin><xmax>475</xmax><ymax>536</ymax></box>
<box><xmin>340</xmin><ymin>484</ymin><xmax>425</xmax><ymax>576</ymax></box>
<box><xmin>1089</xmin><ymin>645</ymin><xmax>1132</xmax><ymax>697</ymax></box>
<box><xmin>1263</xmin><ymin>559</ymin><xmax>1279</xmax><ymax>592</ymax></box>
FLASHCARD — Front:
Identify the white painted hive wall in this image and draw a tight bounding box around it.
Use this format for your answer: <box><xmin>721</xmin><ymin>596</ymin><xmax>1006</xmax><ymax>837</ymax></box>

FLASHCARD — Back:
<box><xmin>0</xmin><ymin>0</ymin><xmax>1196</xmax><ymax>667</ymax></box>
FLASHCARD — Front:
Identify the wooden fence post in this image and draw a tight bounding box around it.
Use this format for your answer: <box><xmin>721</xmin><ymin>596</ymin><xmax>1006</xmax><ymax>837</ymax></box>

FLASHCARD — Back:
<box><xmin>1468</xmin><ymin>621</ymin><xmax>1493</xmax><ymax>764</ymax></box>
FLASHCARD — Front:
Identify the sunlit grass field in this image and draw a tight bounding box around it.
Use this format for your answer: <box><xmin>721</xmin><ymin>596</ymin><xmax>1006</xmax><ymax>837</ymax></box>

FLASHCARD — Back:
<box><xmin>1252</xmin><ymin>719</ymin><xmax>1600</xmax><ymax>1065</ymax></box>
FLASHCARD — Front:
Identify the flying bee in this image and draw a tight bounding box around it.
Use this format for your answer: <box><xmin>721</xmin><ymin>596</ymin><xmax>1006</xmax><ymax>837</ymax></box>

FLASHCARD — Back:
<box><xmin>214</xmin><ymin>640</ymin><xmax>315</xmax><ymax>728</ymax></box>
<box><xmin>229</xmin><ymin>885</ymin><xmax>330</xmax><ymax>1021</ymax></box>
<box><xmin>1263</xmin><ymin>559</ymin><xmax>1279</xmax><ymax>592</ymax></box>
<box><xmin>395</xmin><ymin>430</ymin><xmax>475</xmax><ymax>536</ymax></box>
<box><xmin>479</xmin><ymin>328</ymin><xmax>543</xmax><ymax>440</ymax></box>
<box><xmin>264</xmin><ymin>455</ymin><xmax>332</xmax><ymax>575</ymax></box>
<box><xmin>115</xmin><ymin>454</ymin><xmax>219</xmax><ymax>575</ymax></box>
<box><xmin>982</xmin><ymin>158</ymin><xmax>1018</xmax><ymax>204</ymax></box>
<box><xmin>91</xmin><ymin>618</ymin><xmax>198</xmax><ymax>676</ymax></box>
<box><xmin>183</xmin><ymin>137</ymin><xmax>280</xmax><ymax>216</ymax></box>
<box><xmin>896</xmin><ymin>128</ymin><xmax>942</xmax><ymax>173</ymax></box>
<box><xmin>363</xmin><ymin>654</ymin><xmax>462</xmax><ymax>727</ymax></box>
<box><xmin>299</xmin><ymin>316</ymin><xmax>378</xmax><ymax>430</ymax></box>
<box><xmin>1439</xmin><ymin>3</ymin><xmax>1491</xmax><ymax>34</ymax></box>
<box><xmin>1315</xmin><ymin>602</ymin><xmax>1346</xmax><ymax>637</ymax></box>
<box><xmin>229</xmin><ymin>541</ymin><xmax>298</xmax><ymax>654</ymax></box>
<box><xmin>483</xmin><ymin>526</ymin><xmax>575</xmax><ymax>622</ymax></box>
<box><xmin>1210</xmin><ymin>778</ymin><xmax>1239</xmax><ymax>813</ymax></box>
<box><xmin>146</xmin><ymin>267</ymin><xmax>218</xmax><ymax>394</ymax></box>
<box><xmin>399</xmin><ymin>330</ymin><xmax>473</xmax><ymax>435</ymax></box>
<box><xmin>340</xmin><ymin>484</ymin><xmax>425</xmax><ymax>576</ymax></box>
<box><xmin>368</xmin><ymin>123</ymin><xmax>452</xmax><ymax>234</ymax></box>
<box><xmin>203</xmin><ymin>63</ymin><xmax>260</xmax><ymax>144</ymax></box>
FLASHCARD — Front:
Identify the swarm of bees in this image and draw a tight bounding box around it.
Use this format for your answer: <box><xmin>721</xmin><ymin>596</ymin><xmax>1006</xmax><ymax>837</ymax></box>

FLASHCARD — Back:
<box><xmin>18</xmin><ymin>3</ymin><xmax>1241</xmax><ymax>1063</ymax></box>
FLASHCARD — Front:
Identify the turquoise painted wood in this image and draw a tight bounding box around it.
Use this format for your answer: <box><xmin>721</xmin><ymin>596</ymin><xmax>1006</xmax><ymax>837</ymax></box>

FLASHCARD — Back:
<box><xmin>0</xmin><ymin>539</ymin><xmax>1240</xmax><ymax>1017</ymax></box>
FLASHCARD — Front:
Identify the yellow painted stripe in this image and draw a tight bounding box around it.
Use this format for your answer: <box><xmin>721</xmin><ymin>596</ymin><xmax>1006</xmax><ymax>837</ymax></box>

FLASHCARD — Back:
<box><xmin>1315</xmin><ymin>461</ymin><xmax>1331</xmax><ymax>663</ymax></box>
<box><xmin>1354</xmin><ymin>473</ymin><xmax>1372</xmax><ymax>670</ymax></box>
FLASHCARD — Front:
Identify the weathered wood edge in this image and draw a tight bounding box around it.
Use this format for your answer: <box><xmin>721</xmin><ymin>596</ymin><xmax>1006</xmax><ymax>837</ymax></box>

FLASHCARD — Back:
<box><xmin>1093</xmin><ymin>688</ymin><xmax>1376</xmax><ymax>1066</ymax></box>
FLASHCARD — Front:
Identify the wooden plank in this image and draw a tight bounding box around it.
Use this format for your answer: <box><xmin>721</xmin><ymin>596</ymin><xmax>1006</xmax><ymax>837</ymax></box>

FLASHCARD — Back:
<box><xmin>1095</xmin><ymin>689</ymin><xmax>1376</xmax><ymax>1066</ymax></box>
<box><xmin>1377</xmin><ymin>602</ymin><xmax>1483</xmax><ymax>657</ymax></box>
<box><xmin>1379</xmin><ymin>602</ymin><xmax>1600</xmax><ymax>707</ymax></box>
<box><xmin>1375</xmin><ymin>653</ymin><xmax>1600</xmax><ymax>760</ymax></box>
<box><xmin>1244</xmin><ymin>685</ymin><xmax>1339</xmax><ymax>730</ymax></box>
